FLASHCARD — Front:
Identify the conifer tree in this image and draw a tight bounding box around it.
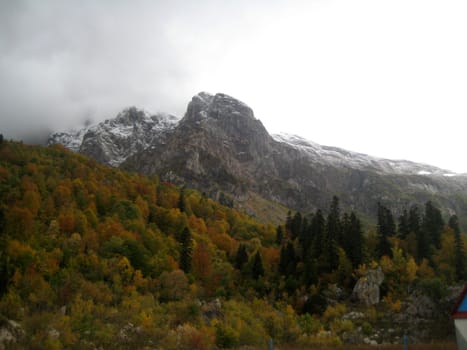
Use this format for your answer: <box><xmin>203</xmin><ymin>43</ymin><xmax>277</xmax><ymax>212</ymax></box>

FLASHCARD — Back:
<box><xmin>251</xmin><ymin>251</ymin><xmax>265</xmax><ymax>279</ymax></box>
<box><xmin>279</xmin><ymin>241</ymin><xmax>296</xmax><ymax>276</ymax></box>
<box><xmin>398</xmin><ymin>209</ymin><xmax>410</xmax><ymax>239</ymax></box>
<box><xmin>275</xmin><ymin>225</ymin><xmax>284</xmax><ymax>245</ymax></box>
<box><xmin>377</xmin><ymin>203</ymin><xmax>395</xmax><ymax>257</ymax></box>
<box><xmin>298</xmin><ymin>216</ymin><xmax>313</xmax><ymax>257</ymax></box>
<box><xmin>178</xmin><ymin>189</ymin><xmax>186</xmax><ymax>213</ymax></box>
<box><xmin>285</xmin><ymin>211</ymin><xmax>293</xmax><ymax>238</ymax></box>
<box><xmin>179</xmin><ymin>226</ymin><xmax>193</xmax><ymax>272</ymax></box>
<box><xmin>343</xmin><ymin>212</ymin><xmax>364</xmax><ymax>267</ymax></box>
<box><xmin>409</xmin><ymin>205</ymin><xmax>421</xmax><ymax>235</ymax></box>
<box><xmin>423</xmin><ymin>201</ymin><xmax>444</xmax><ymax>250</ymax></box>
<box><xmin>290</xmin><ymin>212</ymin><xmax>303</xmax><ymax>240</ymax></box>
<box><xmin>323</xmin><ymin>196</ymin><xmax>341</xmax><ymax>271</ymax></box>
<box><xmin>449</xmin><ymin>215</ymin><xmax>465</xmax><ymax>281</ymax></box>
<box><xmin>310</xmin><ymin>209</ymin><xmax>325</xmax><ymax>258</ymax></box>
<box><xmin>235</xmin><ymin>243</ymin><xmax>249</xmax><ymax>270</ymax></box>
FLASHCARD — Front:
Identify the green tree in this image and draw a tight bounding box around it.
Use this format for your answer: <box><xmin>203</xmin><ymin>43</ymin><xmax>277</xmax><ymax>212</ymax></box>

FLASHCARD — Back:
<box><xmin>179</xmin><ymin>227</ymin><xmax>193</xmax><ymax>273</ymax></box>
<box><xmin>377</xmin><ymin>203</ymin><xmax>395</xmax><ymax>257</ymax></box>
<box><xmin>323</xmin><ymin>196</ymin><xmax>341</xmax><ymax>271</ymax></box>
<box><xmin>423</xmin><ymin>201</ymin><xmax>444</xmax><ymax>250</ymax></box>
<box><xmin>449</xmin><ymin>215</ymin><xmax>465</xmax><ymax>280</ymax></box>
<box><xmin>342</xmin><ymin>212</ymin><xmax>364</xmax><ymax>268</ymax></box>
<box><xmin>235</xmin><ymin>244</ymin><xmax>249</xmax><ymax>270</ymax></box>
<box><xmin>310</xmin><ymin>209</ymin><xmax>325</xmax><ymax>258</ymax></box>
<box><xmin>275</xmin><ymin>225</ymin><xmax>284</xmax><ymax>245</ymax></box>
<box><xmin>279</xmin><ymin>241</ymin><xmax>296</xmax><ymax>276</ymax></box>
<box><xmin>398</xmin><ymin>209</ymin><xmax>410</xmax><ymax>239</ymax></box>
<box><xmin>251</xmin><ymin>251</ymin><xmax>265</xmax><ymax>279</ymax></box>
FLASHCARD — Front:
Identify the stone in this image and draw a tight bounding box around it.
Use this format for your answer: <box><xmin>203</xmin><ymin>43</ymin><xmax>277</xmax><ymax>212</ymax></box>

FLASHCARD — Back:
<box><xmin>0</xmin><ymin>320</ymin><xmax>24</xmax><ymax>350</ymax></box>
<box><xmin>352</xmin><ymin>267</ymin><xmax>384</xmax><ymax>306</ymax></box>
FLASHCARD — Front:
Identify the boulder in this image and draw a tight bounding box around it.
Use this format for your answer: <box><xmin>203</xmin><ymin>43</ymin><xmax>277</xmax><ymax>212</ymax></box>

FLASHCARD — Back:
<box><xmin>352</xmin><ymin>267</ymin><xmax>384</xmax><ymax>306</ymax></box>
<box><xmin>0</xmin><ymin>320</ymin><xmax>24</xmax><ymax>350</ymax></box>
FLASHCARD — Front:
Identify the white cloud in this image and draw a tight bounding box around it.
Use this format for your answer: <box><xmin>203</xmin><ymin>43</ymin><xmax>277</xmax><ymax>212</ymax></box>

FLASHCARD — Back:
<box><xmin>0</xmin><ymin>0</ymin><xmax>466</xmax><ymax>172</ymax></box>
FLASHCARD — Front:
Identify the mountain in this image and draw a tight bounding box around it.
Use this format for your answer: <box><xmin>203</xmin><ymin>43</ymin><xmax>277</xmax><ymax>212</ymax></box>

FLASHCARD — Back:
<box><xmin>49</xmin><ymin>92</ymin><xmax>467</xmax><ymax>224</ymax></box>
<box><xmin>48</xmin><ymin>107</ymin><xmax>178</xmax><ymax>166</ymax></box>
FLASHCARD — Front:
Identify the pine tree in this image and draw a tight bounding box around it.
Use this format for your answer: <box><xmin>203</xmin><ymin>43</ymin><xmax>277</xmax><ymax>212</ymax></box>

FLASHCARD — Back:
<box><xmin>298</xmin><ymin>216</ymin><xmax>313</xmax><ymax>257</ymax></box>
<box><xmin>323</xmin><ymin>196</ymin><xmax>341</xmax><ymax>271</ymax></box>
<box><xmin>377</xmin><ymin>203</ymin><xmax>395</xmax><ymax>257</ymax></box>
<box><xmin>279</xmin><ymin>241</ymin><xmax>296</xmax><ymax>276</ymax></box>
<box><xmin>398</xmin><ymin>209</ymin><xmax>410</xmax><ymax>239</ymax></box>
<box><xmin>449</xmin><ymin>215</ymin><xmax>465</xmax><ymax>281</ymax></box>
<box><xmin>178</xmin><ymin>189</ymin><xmax>186</xmax><ymax>213</ymax></box>
<box><xmin>179</xmin><ymin>227</ymin><xmax>193</xmax><ymax>272</ymax></box>
<box><xmin>285</xmin><ymin>211</ymin><xmax>293</xmax><ymax>238</ymax></box>
<box><xmin>408</xmin><ymin>205</ymin><xmax>421</xmax><ymax>235</ymax></box>
<box><xmin>290</xmin><ymin>212</ymin><xmax>303</xmax><ymax>240</ymax></box>
<box><xmin>235</xmin><ymin>244</ymin><xmax>249</xmax><ymax>270</ymax></box>
<box><xmin>275</xmin><ymin>225</ymin><xmax>284</xmax><ymax>245</ymax></box>
<box><xmin>251</xmin><ymin>251</ymin><xmax>265</xmax><ymax>279</ymax></box>
<box><xmin>310</xmin><ymin>209</ymin><xmax>325</xmax><ymax>258</ymax></box>
<box><xmin>423</xmin><ymin>201</ymin><xmax>444</xmax><ymax>250</ymax></box>
<box><xmin>343</xmin><ymin>212</ymin><xmax>364</xmax><ymax>267</ymax></box>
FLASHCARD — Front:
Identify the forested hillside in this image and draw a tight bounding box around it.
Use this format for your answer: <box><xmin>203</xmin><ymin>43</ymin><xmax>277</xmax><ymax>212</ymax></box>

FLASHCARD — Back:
<box><xmin>0</xmin><ymin>140</ymin><xmax>464</xmax><ymax>349</ymax></box>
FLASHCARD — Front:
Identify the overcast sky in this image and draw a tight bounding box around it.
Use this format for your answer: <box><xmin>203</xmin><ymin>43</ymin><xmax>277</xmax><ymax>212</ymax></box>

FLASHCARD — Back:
<box><xmin>1</xmin><ymin>0</ymin><xmax>466</xmax><ymax>172</ymax></box>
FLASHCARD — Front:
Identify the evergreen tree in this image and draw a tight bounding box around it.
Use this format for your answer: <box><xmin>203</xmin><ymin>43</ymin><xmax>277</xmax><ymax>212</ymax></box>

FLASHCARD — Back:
<box><xmin>0</xmin><ymin>134</ymin><xmax>3</xmax><ymax>144</ymax></box>
<box><xmin>298</xmin><ymin>216</ymin><xmax>313</xmax><ymax>257</ymax></box>
<box><xmin>310</xmin><ymin>209</ymin><xmax>325</xmax><ymax>258</ymax></box>
<box><xmin>179</xmin><ymin>227</ymin><xmax>193</xmax><ymax>272</ymax></box>
<box><xmin>279</xmin><ymin>241</ymin><xmax>296</xmax><ymax>276</ymax></box>
<box><xmin>285</xmin><ymin>211</ymin><xmax>293</xmax><ymax>238</ymax></box>
<box><xmin>423</xmin><ymin>201</ymin><xmax>444</xmax><ymax>250</ymax></box>
<box><xmin>235</xmin><ymin>244</ymin><xmax>249</xmax><ymax>270</ymax></box>
<box><xmin>398</xmin><ymin>209</ymin><xmax>410</xmax><ymax>239</ymax></box>
<box><xmin>408</xmin><ymin>205</ymin><xmax>421</xmax><ymax>235</ymax></box>
<box><xmin>322</xmin><ymin>196</ymin><xmax>341</xmax><ymax>271</ymax></box>
<box><xmin>343</xmin><ymin>212</ymin><xmax>364</xmax><ymax>268</ymax></box>
<box><xmin>449</xmin><ymin>215</ymin><xmax>465</xmax><ymax>281</ymax></box>
<box><xmin>290</xmin><ymin>212</ymin><xmax>303</xmax><ymax>240</ymax></box>
<box><xmin>251</xmin><ymin>251</ymin><xmax>265</xmax><ymax>279</ymax></box>
<box><xmin>178</xmin><ymin>189</ymin><xmax>186</xmax><ymax>213</ymax></box>
<box><xmin>326</xmin><ymin>196</ymin><xmax>342</xmax><ymax>246</ymax></box>
<box><xmin>376</xmin><ymin>203</ymin><xmax>395</xmax><ymax>257</ymax></box>
<box><xmin>275</xmin><ymin>225</ymin><xmax>284</xmax><ymax>245</ymax></box>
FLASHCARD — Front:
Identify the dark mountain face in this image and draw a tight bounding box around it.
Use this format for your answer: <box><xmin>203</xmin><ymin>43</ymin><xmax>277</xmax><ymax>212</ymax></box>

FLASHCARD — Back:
<box><xmin>50</xmin><ymin>92</ymin><xmax>467</xmax><ymax>224</ymax></box>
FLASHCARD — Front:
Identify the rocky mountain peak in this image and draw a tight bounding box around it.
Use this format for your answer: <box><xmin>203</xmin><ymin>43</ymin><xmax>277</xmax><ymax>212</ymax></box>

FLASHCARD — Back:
<box><xmin>114</xmin><ymin>106</ymin><xmax>151</xmax><ymax>124</ymax></box>
<box><xmin>182</xmin><ymin>92</ymin><xmax>270</xmax><ymax>142</ymax></box>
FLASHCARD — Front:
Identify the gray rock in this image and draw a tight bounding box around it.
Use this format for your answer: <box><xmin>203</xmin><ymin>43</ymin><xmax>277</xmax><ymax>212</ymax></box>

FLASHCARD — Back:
<box><xmin>0</xmin><ymin>320</ymin><xmax>24</xmax><ymax>350</ymax></box>
<box><xmin>352</xmin><ymin>267</ymin><xmax>384</xmax><ymax>306</ymax></box>
<box><xmin>50</xmin><ymin>92</ymin><xmax>467</xmax><ymax>226</ymax></box>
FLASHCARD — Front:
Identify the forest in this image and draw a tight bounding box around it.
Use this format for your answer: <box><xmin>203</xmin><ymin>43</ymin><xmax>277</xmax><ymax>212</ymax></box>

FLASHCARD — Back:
<box><xmin>0</xmin><ymin>140</ymin><xmax>464</xmax><ymax>349</ymax></box>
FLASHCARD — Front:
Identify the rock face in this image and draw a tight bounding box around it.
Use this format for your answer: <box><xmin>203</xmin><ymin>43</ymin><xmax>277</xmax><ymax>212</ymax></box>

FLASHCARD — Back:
<box><xmin>0</xmin><ymin>320</ymin><xmax>24</xmax><ymax>349</ymax></box>
<box><xmin>48</xmin><ymin>107</ymin><xmax>178</xmax><ymax>166</ymax></box>
<box><xmin>352</xmin><ymin>267</ymin><xmax>384</xmax><ymax>306</ymax></box>
<box><xmin>50</xmin><ymin>92</ymin><xmax>467</xmax><ymax>223</ymax></box>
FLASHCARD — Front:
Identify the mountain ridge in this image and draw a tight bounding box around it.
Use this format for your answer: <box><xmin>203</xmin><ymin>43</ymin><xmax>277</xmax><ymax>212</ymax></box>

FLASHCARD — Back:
<box><xmin>49</xmin><ymin>92</ymin><xmax>467</xmax><ymax>224</ymax></box>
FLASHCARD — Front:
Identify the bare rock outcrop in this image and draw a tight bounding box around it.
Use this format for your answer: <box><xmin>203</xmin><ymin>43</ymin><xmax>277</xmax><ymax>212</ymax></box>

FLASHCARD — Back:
<box><xmin>351</xmin><ymin>267</ymin><xmax>384</xmax><ymax>306</ymax></box>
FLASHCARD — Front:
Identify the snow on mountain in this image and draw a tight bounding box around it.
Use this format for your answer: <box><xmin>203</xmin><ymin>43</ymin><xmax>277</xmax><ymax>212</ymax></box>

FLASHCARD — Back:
<box><xmin>48</xmin><ymin>107</ymin><xmax>179</xmax><ymax>166</ymax></box>
<box><xmin>272</xmin><ymin>133</ymin><xmax>456</xmax><ymax>176</ymax></box>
